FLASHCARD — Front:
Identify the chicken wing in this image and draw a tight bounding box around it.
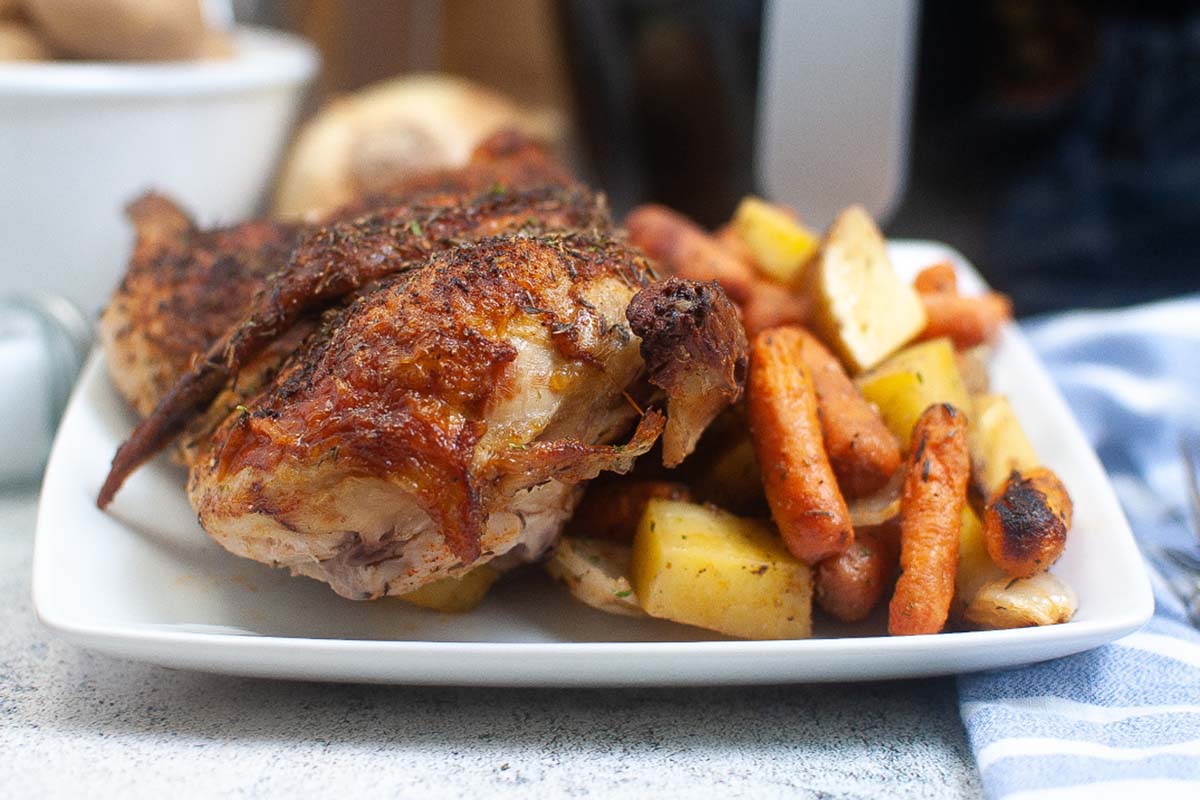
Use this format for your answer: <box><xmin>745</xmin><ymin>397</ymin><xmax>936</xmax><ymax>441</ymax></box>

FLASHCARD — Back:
<box><xmin>99</xmin><ymin>194</ymin><xmax>303</xmax><ymax>418</ymax></box>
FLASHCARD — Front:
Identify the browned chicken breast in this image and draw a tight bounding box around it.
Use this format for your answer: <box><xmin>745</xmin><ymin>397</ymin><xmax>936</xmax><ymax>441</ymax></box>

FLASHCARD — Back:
<box><xmin>187</xmin><ymin>234</ymin><xmax>743</xmax><ymax>598</ymax></box>
<box><xmin>192</xmin><ymin>236</ymin><xmax>648</xmax><ymax>596</ymax></box>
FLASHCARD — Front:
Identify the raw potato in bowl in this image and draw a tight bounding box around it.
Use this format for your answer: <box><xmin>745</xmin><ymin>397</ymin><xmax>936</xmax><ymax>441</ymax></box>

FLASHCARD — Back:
<box><xmin>0</xmin><ymin>20</ymin><xmax>51</xmax><ymax>60</ymax></box>
<box><xmin>23</xmin><ymin>0</ymin><xmax>220</xmax><ymax>60</ymax></box>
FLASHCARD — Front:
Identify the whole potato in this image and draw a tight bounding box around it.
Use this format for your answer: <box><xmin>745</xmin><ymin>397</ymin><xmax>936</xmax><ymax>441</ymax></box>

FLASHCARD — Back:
<box><xmin>273</xmin><ymin>74</ymin><xmax>564</xmax><ymax>219</ymax></box>
<box><xmin>24</xmin><ymin>0</ymin><xmax>208</xmax><ymax>60</ymax></box>
<box><xmin>0</xmin><ymin>21</ymin><xmax>51</xmax><ymax>61</ymax></box>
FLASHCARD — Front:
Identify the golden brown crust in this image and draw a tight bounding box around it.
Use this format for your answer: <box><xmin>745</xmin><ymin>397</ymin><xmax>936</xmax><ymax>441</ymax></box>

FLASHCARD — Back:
<box><xmin>200</xmin><ymin>233</ymin><xmax>655</xmax><ymax>564</ymax></box>
<box><xmin>99</xmin><ymin>194</ymin><xmax>303</xmax><ymax>416</ymax></box>
<box><xmin>625</xmin><ymin>277</ymin><xmax>748</xmax><ymax>466</ymax></box>
<box><xmin>98</xmin><ymin>132</ymin><xmax>593</xmax><ymax>507</ymax></box>
<box><xmin>99</xmin><ymin>183</ymin><xmax>609</xmax><ymax>508</ymax></box>
<box><xmin>984</xmin><ymin>467</ymin><xmax>1072</xmax><ymax>577</ymax></box>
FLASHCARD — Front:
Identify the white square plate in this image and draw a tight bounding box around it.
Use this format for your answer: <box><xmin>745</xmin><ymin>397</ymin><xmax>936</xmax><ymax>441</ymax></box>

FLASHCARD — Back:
<box><xmin>33</xmin><ymin>241</ymin><xmax>1154</xmax><ymax>686</ymax></box>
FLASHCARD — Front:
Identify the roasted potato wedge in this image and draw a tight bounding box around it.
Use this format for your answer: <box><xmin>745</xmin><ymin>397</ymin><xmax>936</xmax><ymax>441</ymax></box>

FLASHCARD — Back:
<box><xmin>731</xmin><ymin>196</ymin><xmax>819</xmax><ymax>285</ymax></box>
<box><xmin>969</xmin><ymin>393</ymin><xmax>1040</xmax><ymax>498</ymax></box>
<box><xmin>399</xmin><ymin>564</ymin><xmax>499</xmax><ymax>613</ymax></box>
<box><xmin>857</xmin><ymin>338</ymin><xmax>970</xmax><ymax>448</ymax></box>
<box><xmin>631</xmin><ymin>499</ymin><xmax>812</xmax><ymax>639</ymax></box>
<box><xmin>801</xmin><ymin>205</ymin><xmax>926</xmax><ymax>373</ymax></box>
<box><xmin>953</xmin><ymin>505</ymin><xmax>995</xmax><ymax>616</ymax></box>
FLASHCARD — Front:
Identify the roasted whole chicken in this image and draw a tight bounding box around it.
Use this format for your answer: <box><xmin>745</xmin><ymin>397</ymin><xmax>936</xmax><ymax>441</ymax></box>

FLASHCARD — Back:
<box><xmin>98</xmin><ymin>133</ymin><xmax>747</xmax><ymax>599</ymax></box>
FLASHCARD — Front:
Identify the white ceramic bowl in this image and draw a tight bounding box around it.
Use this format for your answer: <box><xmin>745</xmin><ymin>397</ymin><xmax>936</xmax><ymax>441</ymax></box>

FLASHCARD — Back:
<box><xmin>0</xmin><ymin>26</ymin><xmax>318</xmax><ymax>315</ymax></box>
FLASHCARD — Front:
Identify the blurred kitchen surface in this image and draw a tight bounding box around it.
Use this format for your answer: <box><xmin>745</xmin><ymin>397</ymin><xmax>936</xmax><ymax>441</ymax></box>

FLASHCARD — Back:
<box><xmin>251</xmin><ymin>0</ymin><xmax>1199</xmax><ymax>314</ymax></box>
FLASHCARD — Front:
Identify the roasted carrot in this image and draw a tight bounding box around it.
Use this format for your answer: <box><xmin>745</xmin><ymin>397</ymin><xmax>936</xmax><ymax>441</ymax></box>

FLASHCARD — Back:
<box><xmin>984</xmin><ymin>467</ymin><xmax>1072</xmax><ymax>577</ymax></box>
<box><xmin>625</xmin><ymin>205</ymin><xmax>756</xmax><ymax>303</ymax></box>
<box><xmin>569</xmin><ymin>479</ymin><xmax>693</xmax><ymax>543</ymax></box>
<box><xmin>816</xmin><ymin>522</ymin><xmax>899</xmax><ymax>622</ymax></box>
<box><xmin>795</xmin><ymin>329</ymin><xmax>901</xmax><ymax>497</ymax></box>
<box><xmin>918</xmin><ymin>292</ymin><xmax>1012</xmax><ymax>349</ymax></box>
<box><xmin>747</xmin><ymin>326</ymin><xmax>853</xmax><ymax>564</ymax></box>
<box><xmin>739</xmin><ymin>280</ymin><xmax>810</xmax><ymax>336</ymax></box>
<box><xmin>913</xmin><ymin>261</ymin><xmax>958</xmax><ymax>295</ymax></box>
<box><xmin>888</xmin><ymin>403</ymin><xmax>970</xmax><ymax>635</ymax></box>
<box><xmin>715</xmin><ymin>223</ymin><xmax>758</xmax><ymax>269</ymax></box>
<box><xmin>913</xmin><ymin>260</ymin><xmax>1012</xmax><ymax>348</ymax></box>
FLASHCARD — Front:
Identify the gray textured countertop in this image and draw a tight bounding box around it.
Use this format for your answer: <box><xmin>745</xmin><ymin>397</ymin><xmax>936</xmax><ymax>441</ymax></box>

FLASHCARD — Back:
<box><xmin>1</xmin><ymin>489</ymin><xmax>981</xmax><ymax>798</ymax></box>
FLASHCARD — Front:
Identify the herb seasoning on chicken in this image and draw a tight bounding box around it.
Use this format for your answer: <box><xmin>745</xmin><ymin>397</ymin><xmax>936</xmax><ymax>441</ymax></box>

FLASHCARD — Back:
<box><xmin>98</xmin><ymin>133</ymin><xmax>747</xmax><ymax>600</ymax></box>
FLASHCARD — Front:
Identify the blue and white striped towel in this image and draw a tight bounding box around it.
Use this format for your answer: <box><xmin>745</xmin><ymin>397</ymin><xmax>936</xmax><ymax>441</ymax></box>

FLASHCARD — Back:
<box><xmin>958</xmin><ymin>295</ymin><xmax>1200</xmax><ymax>799</ymax></box>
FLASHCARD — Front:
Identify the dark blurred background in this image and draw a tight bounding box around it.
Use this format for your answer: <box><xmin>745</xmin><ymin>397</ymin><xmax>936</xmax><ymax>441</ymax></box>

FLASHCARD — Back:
<box><xmin>254</xmin><ymin>0</ymin><xmax>1200</xmax><ymax>316</ymax></box>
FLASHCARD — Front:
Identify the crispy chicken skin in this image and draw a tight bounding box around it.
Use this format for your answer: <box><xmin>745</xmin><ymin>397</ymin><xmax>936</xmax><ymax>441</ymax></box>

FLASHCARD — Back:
<box><xmin>99</xmin><ymin>195</ymin><xmax>303</xmax><ymax>418</ymax></box>
<box><xmin>98</xmin><ymin>177</ymin><xmax>604</xmax><ymax>506</ymax></box>
<box><xmin>100</xmin><ymin>131</ymin><xmax>574</xmax><ymax>422</ymax></box>
<box><xmin>98</xmin><ymin>133</ymin><xmax>749</xmax><ymax>600</ymax></box>
<box><xmin>191</xmin><ymin>235</ymin><xmax>665</xmax><ymax>598</ymax></box>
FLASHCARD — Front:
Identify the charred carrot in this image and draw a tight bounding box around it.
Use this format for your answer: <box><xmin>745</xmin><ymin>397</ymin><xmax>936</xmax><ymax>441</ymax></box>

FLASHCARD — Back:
<box><xmin>984</xmin><ymin>467</ymin><xmax>1072</xmax><ymax>577</ymax></box>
